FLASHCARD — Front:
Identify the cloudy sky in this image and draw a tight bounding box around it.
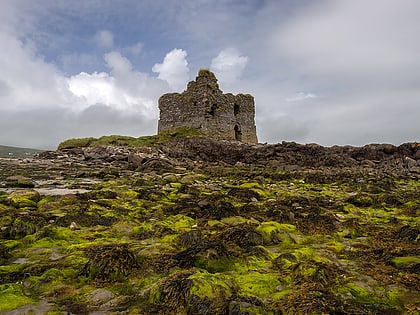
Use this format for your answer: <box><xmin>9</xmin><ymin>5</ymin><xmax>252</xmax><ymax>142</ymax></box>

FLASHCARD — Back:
<box><xmin>1</xmin><ymin>0</ymin><xmax>419</xmax><ymax>149</ymax></box>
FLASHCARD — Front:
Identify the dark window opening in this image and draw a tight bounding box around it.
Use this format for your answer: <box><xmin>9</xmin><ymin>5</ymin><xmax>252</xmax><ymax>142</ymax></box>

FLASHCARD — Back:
<box><xmin>234</xmin><ymin>125</ymin><xmax>242</xmax><ymax>141</ymax></box>
<box><xmin>234</xmin><ymin>104</ymin><xmax>240</xmax><ymax>116</ymax></box>
<box><xmin>209</xmin><ymin>104</ymin><xmax>216</xmax><ymax>117</ymax></box>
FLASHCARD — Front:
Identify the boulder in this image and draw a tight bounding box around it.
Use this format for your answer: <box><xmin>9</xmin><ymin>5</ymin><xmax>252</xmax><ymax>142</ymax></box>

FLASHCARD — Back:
<box><xmin>8</xmin><ymin>189</ymin><xmax>40</xmax><ymax>209</ymax></box>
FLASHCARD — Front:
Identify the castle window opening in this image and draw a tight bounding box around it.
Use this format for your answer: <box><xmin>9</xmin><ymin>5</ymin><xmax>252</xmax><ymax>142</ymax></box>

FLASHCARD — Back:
<box><xmin>234</xmin><ymin>104</ymin><xmax>240</xmax><ymax>116</ymax></box>
<box><xmin>209</xmin><ymin>104</ymin><xmax>216</xmax><ymax>117</ymax></box>
<box><xmin>234</xmin><ymin>125</ymin><xmax>242</xmax><ymax>141</ymax></box>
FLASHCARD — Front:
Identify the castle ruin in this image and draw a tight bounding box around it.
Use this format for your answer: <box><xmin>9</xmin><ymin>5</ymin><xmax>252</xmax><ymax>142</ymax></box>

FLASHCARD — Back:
<box><xmin>157</xmin><ymin>69</ymin><xmax>258</xmax><ymax>143</ymax></box>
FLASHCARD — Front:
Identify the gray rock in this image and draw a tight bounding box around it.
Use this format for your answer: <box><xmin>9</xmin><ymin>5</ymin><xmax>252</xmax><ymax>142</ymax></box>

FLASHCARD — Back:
<box><xmin>86</xmin><ymin>288</ymin><xmax>116</xmax><ymax>305</ymax></box>
<box><xmin>404</xmin><ymin>157</ymin><xmax>417</xmax><ymax>168</ymax></box>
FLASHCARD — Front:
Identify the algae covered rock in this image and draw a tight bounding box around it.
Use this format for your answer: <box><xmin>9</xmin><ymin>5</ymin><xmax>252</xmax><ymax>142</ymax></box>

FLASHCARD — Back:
<box><xmin>86</xmin><ymin>288</ymin><xmax>116</xmax><ymax>305</ymax></box>
<box><xmin>391</xmin><ymin>256</ymin><xmax>420</xmax><ymax>271</ymax></box>
<box><xmin>6</xmin><ymin>175</ymin><xmax>35</xmax><ymax>188</ymax></box>
<box><xmin>8</xmin><ymin>189</ymin><xmax>40</xmax><ymax>209</ymax></box>
<box><xmin>80</xmin><ymin>244</ymin><xmax>139</xmax><ymax>282</ymax></box>
<box><xmin>6</xmin><ymin>213</ymin><xmax>47</xmax><ymax>239</ymax></box>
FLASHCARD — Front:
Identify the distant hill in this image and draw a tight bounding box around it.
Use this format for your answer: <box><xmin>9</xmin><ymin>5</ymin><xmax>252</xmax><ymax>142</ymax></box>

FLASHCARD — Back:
<box><xmin>0</xmin><ymin>145</ymin><xmax>44</xmax><ymax>158</ymax></box>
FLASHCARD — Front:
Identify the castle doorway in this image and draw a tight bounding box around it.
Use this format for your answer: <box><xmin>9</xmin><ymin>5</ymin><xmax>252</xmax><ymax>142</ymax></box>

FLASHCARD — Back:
<box><xmin>234</xmin><ymin>125</ymin><xmax>242</xmax><ymax>141</ymax></box>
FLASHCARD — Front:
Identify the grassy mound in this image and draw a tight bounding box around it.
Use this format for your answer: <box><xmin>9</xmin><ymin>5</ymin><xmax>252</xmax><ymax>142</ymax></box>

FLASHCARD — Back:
<box><xmin>57</xmin><ymin>127</ymin><xmax>204</xmax><ymax>149</ymax></box>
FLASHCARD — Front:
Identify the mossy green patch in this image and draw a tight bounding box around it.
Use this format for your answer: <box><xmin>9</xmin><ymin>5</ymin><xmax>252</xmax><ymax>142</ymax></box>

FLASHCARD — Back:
<box><xmin>385</xmin><ymin>288</ymin><xmax>404</xmax><ymax>308</ymax></box>
<box><xmin>158</xmin><ymin>214</ymin><xmax>196</xmax><ymax>232</ymax></box>
<box><xmin>188</xmin><ymin>269</ymin><xmax>232</xmax><ymax>299</ymax></box>
<box><xmin>220</xmin><ymin>216</ymin><xmax>252</xmax><ymax>225</ymax></box>
<box><xmin>57</xmin><ymin>137</ymin><xmax>96</xmax><ymax>149</ymax></box>
<box><xmin>58</xmin><ymin>127</ymin><xmax>204</xmax><ymax>149</ymax></box>
<box><xmin>0</xmin><ymin>190</ymin><xmax>9</xmax><ymax>201</ymax></box>
<box><xmin>390</xmin><ymin>256</ymin><xmax>420</xmax><ymax>269</ymax></box>
<box><xmin>239</xmin><ymin>182</ymin><xmax>271</xmax><ymax>198</ymax></box>
<box><xmin>0</xmin><ymin>283</ymin><xmax>34</xmax><ymax>311</ymax></box>
<box><xmin>292</xmin><ymin>247</ymin><xmax>316</xmax><ymax>261</ymax></box>
<box><xmin>8</xmin><ymin>189</ymin><xmax>40</xmax><ymax>209</ymax></box>
<box><xmin>239</xmin><ymin>256</ymin><xmax>272</xmax><ymax>272</ymax></box>
<box><xmin>233</xmin><ymin>271</ymin><xmax>281</xmax><ymax>299</ymax></box>
<box><xmin>0</xmin><ymin>262</ymin><xmax>30</xmax><ymax>274</ymax></box>
<box><xmin>256</xmin><ymin>222</ymin><xmax>296</xmax><ymax>244</ymax></box>
<box><xmin>345</xmin><ymin>282</ymin><xmax>374</xmax><ymax>302</ymax></box>
<box><xmin>195</xmin><ymin>257</ymin><xmax>237</xmax><ymax>273</ymax></box>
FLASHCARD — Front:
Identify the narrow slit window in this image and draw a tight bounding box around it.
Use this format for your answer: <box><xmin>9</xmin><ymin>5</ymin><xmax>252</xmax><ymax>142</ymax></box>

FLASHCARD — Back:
<box><xmin>234</xmin><ymin>104</ymin><xmax>239</xmax><ymax>116</ymax></box>
<box><xmin>209</xmin><ymin>104</ymin><xmax>216</xmax><ymax>117</ymax></box>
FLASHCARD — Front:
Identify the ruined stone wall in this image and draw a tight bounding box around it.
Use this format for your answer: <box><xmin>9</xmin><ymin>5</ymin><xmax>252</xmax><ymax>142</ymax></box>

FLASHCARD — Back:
<box><xmin>158</xmin><ymin>69</ymin><xmax>258</xmax><ymax>143</ymax></box>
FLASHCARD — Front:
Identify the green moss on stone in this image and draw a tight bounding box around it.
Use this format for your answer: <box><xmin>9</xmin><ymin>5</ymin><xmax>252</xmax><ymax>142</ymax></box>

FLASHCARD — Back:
<box><xmin>232</xmin><ymin>271</ymin><xmax>281</xmax><ymax>299</ymax></box>
<box><xmin>0</xmin><ymin>283</ymin><xmax>33</xmax><ymax>311</ymax></box>
<box><xmin>188</xmin><ymin>270</ymin><xmax>232</xmax><ymax>300</ymax></box>
<box><xmin>391</xmin><ymin>256</ymin><xmax>420</xmax><ymax>269</ymax></box>
<box><xmin>256</xmin><ymin>222</ymin><xmax>296</xmax><ymax>244</ymax></box>
<box><xmin>8</xmin><ymin>189</ymin><xmax>40</xmax><ymax>209</ymax></box>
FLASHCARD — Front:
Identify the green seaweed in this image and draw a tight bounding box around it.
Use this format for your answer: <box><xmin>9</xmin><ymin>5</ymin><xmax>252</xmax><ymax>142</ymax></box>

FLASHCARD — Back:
<box><xmin>232</xmin><ymin>271</ymin><xmax>281</xmax><ymax>299</ymax></box>
<box><xmin>0</xmin><ymin>283</ymin><xmax>34</xmax><ymax>311</ymax></box>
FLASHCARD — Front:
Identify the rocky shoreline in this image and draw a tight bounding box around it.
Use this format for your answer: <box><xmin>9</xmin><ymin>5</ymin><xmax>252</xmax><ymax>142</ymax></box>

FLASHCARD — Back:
<box><xmin>0</xmin><ymin>138</ymin><xmax>419</xmax><ymax>314</ymax></box>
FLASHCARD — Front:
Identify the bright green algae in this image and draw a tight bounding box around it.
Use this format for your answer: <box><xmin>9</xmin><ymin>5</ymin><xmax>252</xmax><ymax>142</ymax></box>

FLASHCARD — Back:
<box><xmin>0</xmin><ymin>160</ymin><xmax>419</xmax><ymax>314</ymax></box>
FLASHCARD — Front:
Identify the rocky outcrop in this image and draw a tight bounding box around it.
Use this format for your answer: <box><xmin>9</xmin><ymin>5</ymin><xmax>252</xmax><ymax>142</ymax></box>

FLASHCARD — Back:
<box><xmin>36</xmin><ymin>139</ymin><xmax>420</xmax><ymax>174</ymax></box>
<box><xmin>2</xmin><ymin>139</ymin><xmax>418</xmax><ymax>193</ymax></box>
<box><xmin>160</xmin><ymin>138</ymin><xmax>420</xmax><ymax>172</ymax></box>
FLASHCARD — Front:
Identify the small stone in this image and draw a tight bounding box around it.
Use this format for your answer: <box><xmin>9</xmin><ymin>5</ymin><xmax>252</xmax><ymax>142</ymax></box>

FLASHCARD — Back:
<box><xmin>335</xmin><ymin>213</ymin><xmax>346</xmax><ymax>220</ymax></box>
<box><xmin>128</xmin><ymin>153</ymin><xmax>143</xmax><ymax>166</ymax></box>
<box><xmin>86</xmin><ymin>288</ymin><xmax>116</xmax><ymax>305</ymax></box>
<box><xmin>288</xmin><ymin>211</ymin><xmax>295</xmax><ymax>223</ymax></box>
<box><xmin>69</xmin><ymin>221</ymin><xmax>80</xmax><ymax>230</ymax></box>
<box><xmin>404</xmin><ymin>157</ymin><xmax>416</xmax><ymax>168</ymax></box>
<box><xmin>198</xmin><ymin>199</ymin><xmax>210</xmax><ymax>208</ymax></box>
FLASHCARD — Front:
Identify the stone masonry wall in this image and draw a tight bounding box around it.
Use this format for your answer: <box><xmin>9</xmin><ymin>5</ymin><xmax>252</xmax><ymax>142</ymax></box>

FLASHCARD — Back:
<box><xmin>158</xmin><ymin>69</ymin><xmax>258</xmax><ymax>143</ymax></box>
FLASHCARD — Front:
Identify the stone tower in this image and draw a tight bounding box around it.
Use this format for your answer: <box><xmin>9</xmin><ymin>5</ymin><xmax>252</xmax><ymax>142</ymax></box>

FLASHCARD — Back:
<box><xmin>157</xmin><ymin>69</ymin><xmax>258</xmax><ymax>143</ymax></box>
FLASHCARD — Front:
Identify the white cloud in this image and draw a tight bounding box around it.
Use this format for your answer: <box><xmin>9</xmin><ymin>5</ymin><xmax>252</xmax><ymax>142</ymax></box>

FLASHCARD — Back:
<box><xmin>68</xmin><ymin>72</ymin><xmax>117</xmax><ymax>111</ymax></box>
<box><xmin>104</xmin><ymin>51</ymin><xmax>132</xmax><ymax>74</ymax></box>
<box><xmin>123</xmin><ymin>42</ymin><xmax>144</xmax><ymax>55</ymax></box>
<box><xmin>286</xmin><ymin>92</ymin><xmax>317</xmax><ymax>102</ymax></box>
<box><xmin>67</xmin><ymin>51</ymin><xmax>169</xmax><ymax>118</ymax></box>
<box><xmin>152</xmin><ymin>49</ymin><xmax>189</xmax><ymax>91</ymax></box>
<box><xmin>0</xmin><ymin>17</ymin><xmax>169</xmax><ymax>148</ymax></box>
<box><xmin>211</xmin><ymin>48</ymin><xmax>248</xmax><ymax>84</ymax></box>
<box><xmin>94</xmin><ymin>30</ymin><xmax>114</xmax><ymax>48</ymax></box>
<box><xmin>0</xmin><ymin>31</ymin><xmax>72</xmax><ymax>111</ymax></box>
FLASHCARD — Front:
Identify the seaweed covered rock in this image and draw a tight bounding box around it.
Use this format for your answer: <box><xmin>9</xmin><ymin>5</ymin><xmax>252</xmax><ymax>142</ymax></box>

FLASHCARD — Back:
<box><xmin>8</xmin><ymin>189</ymin><xmax>40</xmax><ymax>209</ymax></box>
<box><xmin>80</xmin><ymin>244</ymin><xmax>139</xmax><ymax>282</ymax></box>
<box><xmin>5</xmin><ymin>213</ymin><xmax>46</xmax><ymax>239</ymax></box>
